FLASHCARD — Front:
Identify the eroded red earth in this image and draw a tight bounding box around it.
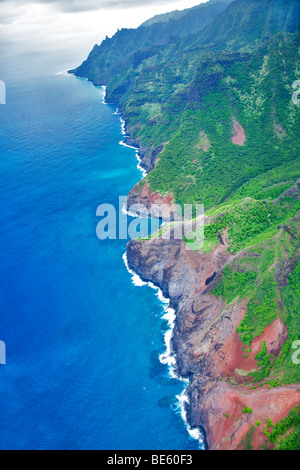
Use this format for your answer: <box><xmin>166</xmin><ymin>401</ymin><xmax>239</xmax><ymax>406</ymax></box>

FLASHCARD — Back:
<box><xmin>232</xmin><ymin>120</ymin><xmax>246</xmax><ymax>145</ymax></box>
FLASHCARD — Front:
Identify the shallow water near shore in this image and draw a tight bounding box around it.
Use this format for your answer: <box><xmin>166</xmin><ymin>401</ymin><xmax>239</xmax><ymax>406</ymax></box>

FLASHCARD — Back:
<box><xmin>0</xmin><ymin>58</ymin><xmax>202</xmax><ymax>450</ymax></box>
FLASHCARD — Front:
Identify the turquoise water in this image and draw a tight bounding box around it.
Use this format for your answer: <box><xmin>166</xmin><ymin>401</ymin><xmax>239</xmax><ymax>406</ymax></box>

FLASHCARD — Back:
<box><xmin>0</xmin><ymin>57</ymin><xmax>201</xmax><ymax>450</ymax></box>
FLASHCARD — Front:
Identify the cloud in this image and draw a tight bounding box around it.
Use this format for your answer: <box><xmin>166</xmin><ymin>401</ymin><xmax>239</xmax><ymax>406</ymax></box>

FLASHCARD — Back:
<box><xmin>0</xmin><ymin>0</ymin><xmax>192</xmax><ymax>14</ymax></box>
<box><xmin>0</xmin><ymin>0</ymin><xmax>205</xmax><ymax>72</ymax></box>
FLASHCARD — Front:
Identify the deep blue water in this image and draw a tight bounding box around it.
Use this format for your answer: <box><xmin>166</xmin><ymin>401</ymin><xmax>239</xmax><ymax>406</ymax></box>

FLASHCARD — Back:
<box><xmin>0</xmin><ymin>57</ymin><xmax>201</xmax><ymax>449</ymax></box>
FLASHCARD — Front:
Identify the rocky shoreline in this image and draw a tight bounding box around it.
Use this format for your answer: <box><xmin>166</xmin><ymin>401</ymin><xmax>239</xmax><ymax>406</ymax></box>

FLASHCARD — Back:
<box><xmin>126</xmin><ymin>218</ymin><xmax>300</xmax><ymax>450</ymax></box>
<box><xmin>69</xmin><ymin>0</ymin><xmax>300</xmax><ymax>447</ymax></box>
<box><xmin>116</xmin><ymin>91</ymin><xmax>300</xmax><ymax>449</ymax></box>
<box><xmin>87</xmin><ymin>81</ymin><xmax>299</xmax><ymax>450</ymax></box>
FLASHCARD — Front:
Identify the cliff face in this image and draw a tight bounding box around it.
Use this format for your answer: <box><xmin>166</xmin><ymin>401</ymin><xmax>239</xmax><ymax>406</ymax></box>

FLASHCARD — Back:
<box><xmin>71</xmin><ymin>0</ymin><xmax>300</xmax><ymax>212</ymax></box>
<box><xmin>190</xmin><ymin>381</ymin><xmax>299</xmax><ymax>450</ymax></box>
<box><xmin>126</xmin><ymin>182</ymin><xmax>177</xmax><ymax>220</ymax></box>
<box><xmin>126</xmin><ymin>187</ymin><xmax>300</xmax><ymax>449</ymax></box>
<box><xmin>126</xmin><ymin>236</ymin><xmax>300</xmax><ymax>449</ymax></box>
<box><xmin>72</xmin><ymin>0</ymin><xmax>300</xmax><ymax>450</ymax></box>
<box><xmin>71</xmin><ymin>0</ymin><xmax>233</xmax><ymax>89</ymax></box>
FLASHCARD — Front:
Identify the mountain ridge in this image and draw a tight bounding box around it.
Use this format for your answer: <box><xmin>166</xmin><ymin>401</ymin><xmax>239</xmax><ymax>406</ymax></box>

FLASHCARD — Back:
<box><xmin>140</xmin><ymin>0</ymin><xmax>233</xmax><ymax>28</ymax></box>
<box><xmin>70</xmin><ymin>0</ymin><xmax>233</xmax><ymax>86</ymax></box>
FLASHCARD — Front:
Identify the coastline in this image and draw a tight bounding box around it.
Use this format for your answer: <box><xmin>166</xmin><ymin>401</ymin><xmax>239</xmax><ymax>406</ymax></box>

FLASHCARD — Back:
<box><xmin>100</xmin><ymin>83</ymin><xmax>204</xmax><ymax>448</ymax></box>
<box><xmin>122</xmin><ymin>252</ymin><xmax>204</xmax><ymax>448</ymax></box>
<box><xmin>69</xmin><ymin>73</ymin><xmax>300</xmax><ymax>451</ymax></box>
<box><xmin>119</xmin><ymin>114</ymin><xmax>148</xmax><ymax>179</ymax></box>
<box><xmin>101</xmin><ymin>85</ymin><xmax>147</xmax><ymax>178</ymax></box>
<box><xmin>125</xmin><ymin>223</ymin><xmax>300</xmax><ymax>450</ymax></box>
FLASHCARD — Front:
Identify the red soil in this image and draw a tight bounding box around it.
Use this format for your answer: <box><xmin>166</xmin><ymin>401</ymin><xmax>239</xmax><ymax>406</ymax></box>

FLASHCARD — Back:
<box><xmin>213</xmin><ymin>303</ymin><xmax>258</xmax><ymax>378</ymax></box>
<box><xmin>195</xmin><ymin>299</ymin><xmax>294</xmax><ymax>449</ymax></box>
<box><xmin>202</xmin><ymin>381</ymin><xmax>300</xmax><ymax>450</ymax></box>
<box><xmin>140</xmin><ymin>183</ymin><xmax>175</xmax><ymax>207</ymax></box>
<box><xmin>275</xmin><ymin>124</ymin><xmax>287</xmax><ymax>139</ymax></box>
<box><xmin>213</xmin><ymin>309</ymin><xmax>288</xmax><ymax>381</ymax></box>
<box><xmin>251</xmin><ymin>319</ymin><xmax>288</xmax><ymax>357</ymax></box>
<box><xmin>232</xmin><ymin>119</ymin><xmax>246</xmax><ymax>145</ymax></box>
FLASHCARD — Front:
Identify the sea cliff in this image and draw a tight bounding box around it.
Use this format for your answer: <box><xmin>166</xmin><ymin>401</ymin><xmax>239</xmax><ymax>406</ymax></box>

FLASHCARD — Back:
<box><xmin>71</xmin><ymin>0</ymin><xmax>300</xmax><ymax>450</ymax></box>
<box><xmin>126</xmin><ymin>189</ymin><xmax>300</xmax><ymax>449</ymax></box>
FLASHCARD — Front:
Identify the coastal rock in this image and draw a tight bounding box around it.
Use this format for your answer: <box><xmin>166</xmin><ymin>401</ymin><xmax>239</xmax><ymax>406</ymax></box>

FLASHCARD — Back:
<box><xmin>188</xmin><ymin>379</ymin><xmax>300</xmax><ymax>450</ymax></box>
<box><xmin>123</xmin><ymin>135</ymin><xmax>163</xmax><ymax>173</ymax></box>
<box><xmin>126</xmin><ymin>211</ymin><xmax>300</xmax><ymax>449</ymax></box>
<box><xmin>126</xmin><ymin>182</ymin><xmax>177</xmax><ymax>220</ymax></box>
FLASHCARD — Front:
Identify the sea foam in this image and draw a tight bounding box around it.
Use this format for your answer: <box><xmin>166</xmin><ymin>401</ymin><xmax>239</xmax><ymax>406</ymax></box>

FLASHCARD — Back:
<box><xmin>106</xmin><ymin>82</ymin><xmax>203</xmax><ymax>448</ymax></box>
<box><xmin>101</xmin><ymin>89</ymin><xmax>146</xmax><ymax>177</ymax></box>
<box><xmin>122</xmin><ymin>252</ymin><xmax>204</xmax><ymax>448</ymax></box>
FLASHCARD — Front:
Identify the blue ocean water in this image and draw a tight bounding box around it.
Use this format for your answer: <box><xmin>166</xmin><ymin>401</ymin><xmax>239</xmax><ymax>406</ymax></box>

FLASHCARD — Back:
<box><xmin>0</xmin><ymin>57</ymin><xmax>201</xmax><ymax>450</ymax></box>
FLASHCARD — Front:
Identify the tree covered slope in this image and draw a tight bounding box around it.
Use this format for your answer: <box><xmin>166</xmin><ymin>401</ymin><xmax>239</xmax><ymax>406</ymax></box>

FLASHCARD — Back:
<box><xmin>71</xmin><ymin>0</ymin><xmax>233</xmax><ymax>86</ymax></box>
<box><xmin>72</xmin><ymin>0</ymin><xmax>300</xmax><ymax>209</ymax></box>
<box><xmin>71</xmin><ymin>0</ymin><xmax>300</xmax><ymax>450</ymax></box>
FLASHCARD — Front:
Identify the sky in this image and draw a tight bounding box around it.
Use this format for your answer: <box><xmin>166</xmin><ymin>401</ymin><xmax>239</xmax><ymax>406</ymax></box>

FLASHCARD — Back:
<box><xmin>0</xmin><ymin>0</ymin><xmax>207</xmax><ymax>74</ymax></box>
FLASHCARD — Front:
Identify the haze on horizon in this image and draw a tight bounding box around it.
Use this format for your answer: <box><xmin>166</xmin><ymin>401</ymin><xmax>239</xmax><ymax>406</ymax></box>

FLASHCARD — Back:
<box><xmin>0</xmin><ymin>0</ymin><xmax>208</xmax><ymax>75</ymax></box>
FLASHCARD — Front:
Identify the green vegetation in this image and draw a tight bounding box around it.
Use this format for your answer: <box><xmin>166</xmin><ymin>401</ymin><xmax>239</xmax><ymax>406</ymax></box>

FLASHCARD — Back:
<box><xmin>140</xmin><ymin>34</ymin><xmax>299</xmax><ymax>209</ymax></box>
<box><xmin>238</xmin><ymin>425</ymin><xmax>255</xmax><ymax>450</ymax></box>
<box><xmin>207</xmin><ymin>196</ymin><xmax>300</xmax><ymax>253</ymax></box>
<box><xmin>211</xmin><ymin>195</ymin><xmax>300</xmax><ymax>350</ymax></box>
<box><xmin>238</xmin><ymin>277</ymin><xmax>279</xmax><ymax>347</ymax></box>
<box><xmin>209</xmin><ymin>193</ymin><xmax>300</xmax><ymax>393</ymax></box>
<box><xmin>272</xmin><ymin>262</ymin><xmax>300</xmax><ymax>385</ymax></box>
<box><xmin>264</xmin><ymin>405</ymin><xmax>300</xmax><ymax>450</ymax></box>
<box><xmin>74</xmin><ymin>0</ymin><xmax>300</xmax><ymax>449</ymax></box>
<box><xmin>249</xmin><ymin>341</ymin><xmax>272</xmax><ymax>382</ymax></box>
<box><xmin>73</xmin><ymin>1</ymin><xmax>300</xmax><ymax>211</ymax></box>
<box><xmin>242</xmin><ymin>406</ymin><xmax>253</xmax><ymax>414</ymax></box>
<box><xmin>214</xmin><ymin>266</ymin><xmax>257</xmax><ymax>303</ymax></box>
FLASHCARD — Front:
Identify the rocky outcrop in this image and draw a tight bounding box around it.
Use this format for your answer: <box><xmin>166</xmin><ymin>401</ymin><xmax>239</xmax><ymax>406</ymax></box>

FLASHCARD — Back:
<box><xmin>126</xmin><ymin>182</ymin><xmax>177</xmax><ymax>220</ymax></box>
<box><xmin>188</xmin><ymin>380</ymin><xmax>300</xmax><ymax>450</ymax></box>
<box><xmin>275</xmin><ymin>179</ymin><xmax>300</xmax><ymax>203</ymax></box>
<box><xmin>126</xmin><ymin>219</ymin><xmax>300</xmax><ymax>450</ymax></box>
<box><xmin>124</xmin><ymin>137</ymin><xmax>163</xmax><ymax>173</ymax></box>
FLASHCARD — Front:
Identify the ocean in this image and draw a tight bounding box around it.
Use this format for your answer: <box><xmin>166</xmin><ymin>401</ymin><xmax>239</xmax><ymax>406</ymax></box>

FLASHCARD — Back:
<box><xmin>0</xmin><ymin>55</ymin><xmax>202</xmax><ymax>450</ymax></box>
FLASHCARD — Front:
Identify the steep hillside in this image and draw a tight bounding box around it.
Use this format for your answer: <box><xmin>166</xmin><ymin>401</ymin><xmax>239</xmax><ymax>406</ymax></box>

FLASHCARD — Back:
<box><xmin>141</xmin><ymin>0</ymin><xmax>232</xmax><ymax>28</ymax></box>
<box><xmin>71</xmin><ymin>1</ymin><xmax>300</xmax><ymax>195</ymax></box>
<box><xmin>186</xmin><ymin>0</ymin><xmax>300</xmax><ymax>51</ymax></box>
<box><xmin>135</xmin><ymin>33</ymin><xmax>300</xmax><ymax>207</ymax></box>
<box><xmin>127</xmin><ymin>180</ymin><xmax>300</xmax><ymax>449</ymax></box>
<box><xmin>71</xmin><ymin>0</ymin><xmax>231</xmax><ymax>86</ymax></box>
<box><xmin>71</xmin><ymin>0</ymin><xmax>300</xmax><ymax>450</ymax></box>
